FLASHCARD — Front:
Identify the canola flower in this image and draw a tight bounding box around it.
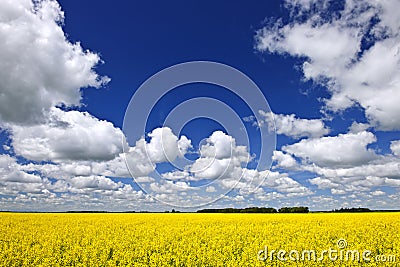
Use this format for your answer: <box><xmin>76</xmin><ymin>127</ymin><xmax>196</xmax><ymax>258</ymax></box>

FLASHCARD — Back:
<box><xmin>0</xmin><ymin>212</ymin><xmax>398</xmax><ymax>266</ymax></box>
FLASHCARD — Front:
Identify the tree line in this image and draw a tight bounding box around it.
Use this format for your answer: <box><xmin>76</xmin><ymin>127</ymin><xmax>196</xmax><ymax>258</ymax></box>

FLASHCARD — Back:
<box><xmin>196</xmin><ymin>206</ymin><xmax>309</xmax><ymax>213</ymax></box>
<box><xmin>330</xmin><ymin>207</ymin><xmax>371</xmax><ymax>213</ymax></box>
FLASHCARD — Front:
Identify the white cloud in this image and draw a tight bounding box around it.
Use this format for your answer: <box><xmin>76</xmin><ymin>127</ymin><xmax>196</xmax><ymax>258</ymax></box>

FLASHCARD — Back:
<box><xmin>255</xmin><ymin>191</ymin><xmax>285</xmax><ymax>201</ymax></box>
<box><xmin>2</xmin><ymin>171</ymin><xmax>42</xmax><ymax>184</ymax></box>
<box><xmin>162</xmin><ymin>170</ymin><xmax>191</xmax><ymax>181</ymax></box>
<box><xmin>205</xmin><ymin>186</ymin><xmax>216</xmax><ymax>193</ymax></box>
<box><xmin>335</xmin><ymin>37</ymin><xmax>400</xmax><ymax>130</ymax></box>
<box><xmin>272</xmin><ymin>150</ymin><xmax>297</xmax><ymax>169</ymax></box>
<box><xmin>146</xmin><ymin>127</ymin><xmax>191</xmax><ymax>163</ymax></box>
<box><xmin>146</xmin><ymin>131</ymin><xmax>252</xmax><ymax>204</ymax></box>
<box><xmin>204</xmin><ymin>131</ymin><xmax>234</xmax><ymax>159</ymax></box>
<box><xmin>190</xmin><ymin>157</ymin><xmax>232</xmax><ymax>179</ymax></box>
<box><xmin>309</xmin><ymin>177</ymin><xmax>340</xmax><ymax>190</ymax></box>
<box><xmin>0</xmin><ymin>0</ymin><xmax>109</xmax><ymax>125</ymax></box>
<box><xmin>0</xmin><ymin>1</ymin><xmax>185</xmax><ymax>211</ymax></box>
<box><xmin>256</xmin><ymin>111</ymin><xmax>329</xmax><ymax>139</ymax></box>
<box><xmin>385</xmin><ymin>178</ymin><xmax>400</xmax><ymax>186</ymax></box>
<box><xmin>390</xmin><ymin>140</ymin><xmax>400</xmax><ymax>156</ymax></box>
<box><xmin>0</xmin><ymin>154</ymin><xmax>42</xmax><ymax>184</ymax></box>
<box><xmin>304</xmin><ymin>159</ymin><xmax>400</xmax><ymax>181</ymax></box>
<box><xmin>149</xmin><ymin>181</ymin><xmax>194</xmax><ymax>194</ymax></box>
<box><xmin>0</xmin><ymin>153</ymin><xmax>156</xmax><ymax>210</ymax></box>
<box><xmin>10</xmin><ymin>107</ymin><xmax>125</xmax><ymax>162</ymax></box>
<box><xmin>135</xmin><ymin>176</ymin><xmax>155</xmax><ymax>183</ymax></box>
<box><xmin>219</xmin><ymin>168</ymin><xmax>312</xmax><ymax>198</ymax></box>
<box><xmin>70</xmin><ymin>176</ymin><xmax>121</xmax><ymax>191</ymax></box>
<box><xmin>190</xmin><ymin>131</ymin><xmax>251</xmax><ymax>180</ymax></box>
<box><xmin>348</xmin><ymin>122</ymin><xmax>371</xmax><ymax>134</ymax></box>
<box><xmin>331</xmin><ymin>189</ymin><xmax>346</xmax><ymax>195</ymax></box>
<box><xmin>9</xmin><ymin>125</ymin><xmax>192</xmax><ymax>182</ymax></box>
<box><xmin>20</xmin><ymin>153</ymin><xmax>131</xmax><ymax>180</ymax></box>
<box><xmin>256</xmin><ymin>20</ymin><xmax>360</xmax><ymax>82</ymax></box>
<box><xmin>15</xmin><ymin>127</ymin><xmax>191</xmax><ymax>181</ymax></box>
<box><xmin>123</xmin><ymin>127</ymin><xmax>192</xmax><ymax>178</ymax></box>
<box><xmin>152</xmin><ymin>130</ymin><xmax>313</xmax><ymax>202</ymax></box>
<box><xmin>125</xmin><ymin>139</ymin><xmax>156</xmax><ymax>178</ymax></box>
<box><xmin>371</xmin><ymin>190</ymin><xmax>386</xmax><ymax>196</ymax></box>
<box><xmin>263</xmin><ymin>171</ymin><xmax>313</xmax><ymax>196</ymax></box>
<box><xmin>295</xmin><ymin>153</ymin><xmax>400</xmax><ymax>195</ymax></box>
<box><xmin>256</xmin><ymin>0</ymin><xmax>400</xmax><ymax>130</ymax></box>
<box><xmin>178</xmin><ymin>135</ymin><xmax>192</xmax><ymax>157</ymax></box>
<box><xmin>283</xmin><ymin>131</ymin><xmax>378</xmax><ymax>167</ymax></box>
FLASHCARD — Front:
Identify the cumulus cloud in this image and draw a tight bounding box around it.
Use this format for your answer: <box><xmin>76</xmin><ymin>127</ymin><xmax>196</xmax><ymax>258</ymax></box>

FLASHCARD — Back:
<box><xmin>162</xmin><ymin>170</ymin><xmax>191</xmax><ymax>181</ymax></box>
<box><xmin>143</xmin><ymin>130</ymin><xmax>313</xmax><ymax>203</ymax></box>
<box><xmin>309</xmin><ymin>177</ymin><xmax>340</xmax><ymax>190</ymax></box>
<box><xmin>20</xmin><ymin>153</ymin><xmax>130</xmax><ymax>181</ymax></box>
<box><xmin>9</xmin><ymin>107</ymin><xmax>125</xmax><ymax>162</ymax></box>
<box><xmin>292</xmin><ymin>147</ymin><xmax>400</xmax><ymax>196</ymax></box>
<box><xmin>371</xmin><ymin>190</ymin><xmax>386</xmax><ymax>196</ymax></box>
<box><xmin>0</xmin><ymin>153</ymin><xmax>155</xmax><ymax>211</ymax></box>
<box><xmin>0</xmin><ymin>0</ymin><xmax>109</xmax><ymax>125</ymax></box>
<box><xmin>152</xmin><ymin>130</ymin><xmax>253</xmax><ymax>199</ymax></box>
<box><xmin>272</xmin><ymin>151</ymin><xmax>297</xmax><ymax>170</ymax></box>
<box><xmin>320</xmin><ymin>173</ymin><xmax>400</xmax><ymax>195</ymax></box>
<box><xmin>205</xmin><ymin>186</ymin><xmax>216</xmax><ymax>193</ymax></box>
<box><xmin>256</xmin><ymin>0</ymin><xmax>400</xmax><ymax>130</ymax></box>
<box><xmin>247</xmin><ymin>111</ymin><xmax>329</xmax><ymax>139</ymax></box>
<box><xmin>16</xmin><ymin>127</ymin><xmax>192</xmax><ymax>181</ymax></box>
<box><xmin>201</xmin><ymin>131</ymin><xmax>235</xmax><ymax>159</ymax></box>
<box><xmin>263</xmin><ymin>171</ymin><xmax>312</xmax><ymax>196</ymax></box>
<box><xmin>178</xmin><ymin>135</ymin><xmax>192</xmax><ymax>157</ymax></box>
<box><xmin>0</xmin><ymin>1</ymin><xmax>178</xmax><ymax>211</ymax></box>
<box><xmin>124</xmin><ymin>139</ymin><xmax>156</xmax><ymax>178</ymax></box>
<box><xmin>190</xmin><ymin>131</ymin><xmax>251</xmax><ymax>179</ymax></box>
<box><xmin>304</xmin><ymin>158</ymin><xmax>400</xmax><ymax>181</ymax></box>
<box><xmin>348</xmin><ymin>122</ymin><xmax>371</xmax><ymax>134</ymax></box>
<box><xmin>0</xmin><ymin>0</ymin><xmax>134</xmax><ymax>209</ymax></box>
<box><xmin>135</xmin><ymin>176</ymin><xmax>155</xmax><ymax>183</ymax></box>
<box><xmin>149</xmin><ymin>181</ymin><xmax>194</xmax><ymax>194</ymax></box>
<box><xmin>190</xmin><ymin>157</ymin><xmax>232</xmax><ymax>179</ymax></box>
<box><xmin>283</xmin><ymin>131</ymin><xmax>378</xmax><ymax>167</ymax></box>
<box><xmin>70</xmin><ymin>175</ymin><xmax>121</xmax><ymax>191</ymax></box>
<box><xmin>123</xmin><ymin>127</ymin><xmax>191</xmax><ymax>178</ymax></box>
<box><xmin>221</xmin><ymin>169</ymin><xmax>313</xmax><ymax>197</ymax></box>
<box><xmin>0</xmin><ymin>154</ymin><xmax>42</xmax><ymax>184</ymax></box>
<box><xmin>146</xmin><ymin>127</ymin><xmax>191</xmax><ymax>163</ymax></box>
<box><xmin>253</xmin><ymin>0</ymin><xmax>400</xmax><ymax>204</ymax></box>
<box><xmin>390</xmin><ymin>140</ymin><xmax>400</xmax><ymax>156</ymax></box>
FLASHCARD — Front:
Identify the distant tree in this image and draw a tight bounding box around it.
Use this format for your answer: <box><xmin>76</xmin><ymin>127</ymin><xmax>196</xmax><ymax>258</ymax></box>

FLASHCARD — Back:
<box><xmin>278</xmin><ymin>206</ymin><xmax>309</xmax><ymax>213</ymax></box>
<box><xmin>332</xmin><ymin>207</ymin><xmax>371</xmax><ymax>213</ymax></box>
<box><xmin>197</xmin><ymin>207</ymin><xmax>277</xmax><ymax>213</ymax></box>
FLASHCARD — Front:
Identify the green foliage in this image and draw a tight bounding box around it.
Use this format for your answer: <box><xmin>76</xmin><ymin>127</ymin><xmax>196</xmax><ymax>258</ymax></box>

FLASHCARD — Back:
<box><xmin>331</xmin><ymin>207</ymin><xmax>371</xmax><ymax>213</ymax></box>
<box><xmin>197</xmin><ymin>207</ymin><xmax>277</xmax><ymax>213</ymax></box>
<box><xmin>278</xmin><ymin>206</ymin><xmax>309</xmax><ymax>213</ymax></box>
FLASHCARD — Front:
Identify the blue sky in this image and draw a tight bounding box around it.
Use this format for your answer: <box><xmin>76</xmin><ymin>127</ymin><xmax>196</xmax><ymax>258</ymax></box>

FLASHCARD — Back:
<box><xmin>0</xmin><ymin>0</ymin><xmax>399</xmax><ymax>211</ymax></box>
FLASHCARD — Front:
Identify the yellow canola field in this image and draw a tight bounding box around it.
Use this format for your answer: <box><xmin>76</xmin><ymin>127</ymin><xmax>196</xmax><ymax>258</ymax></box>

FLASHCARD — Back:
<box><xmin>0</xmin><ymin>212</ymin><xmax>399</xmax><ymax>266</ymax></box>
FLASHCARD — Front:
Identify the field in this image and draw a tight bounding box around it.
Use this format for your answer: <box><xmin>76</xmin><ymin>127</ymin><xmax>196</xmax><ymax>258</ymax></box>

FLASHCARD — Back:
<box><xmin>0</xmin><ymin>212</ymin><xmax>399</xmax><ymax>266</ymax></box>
